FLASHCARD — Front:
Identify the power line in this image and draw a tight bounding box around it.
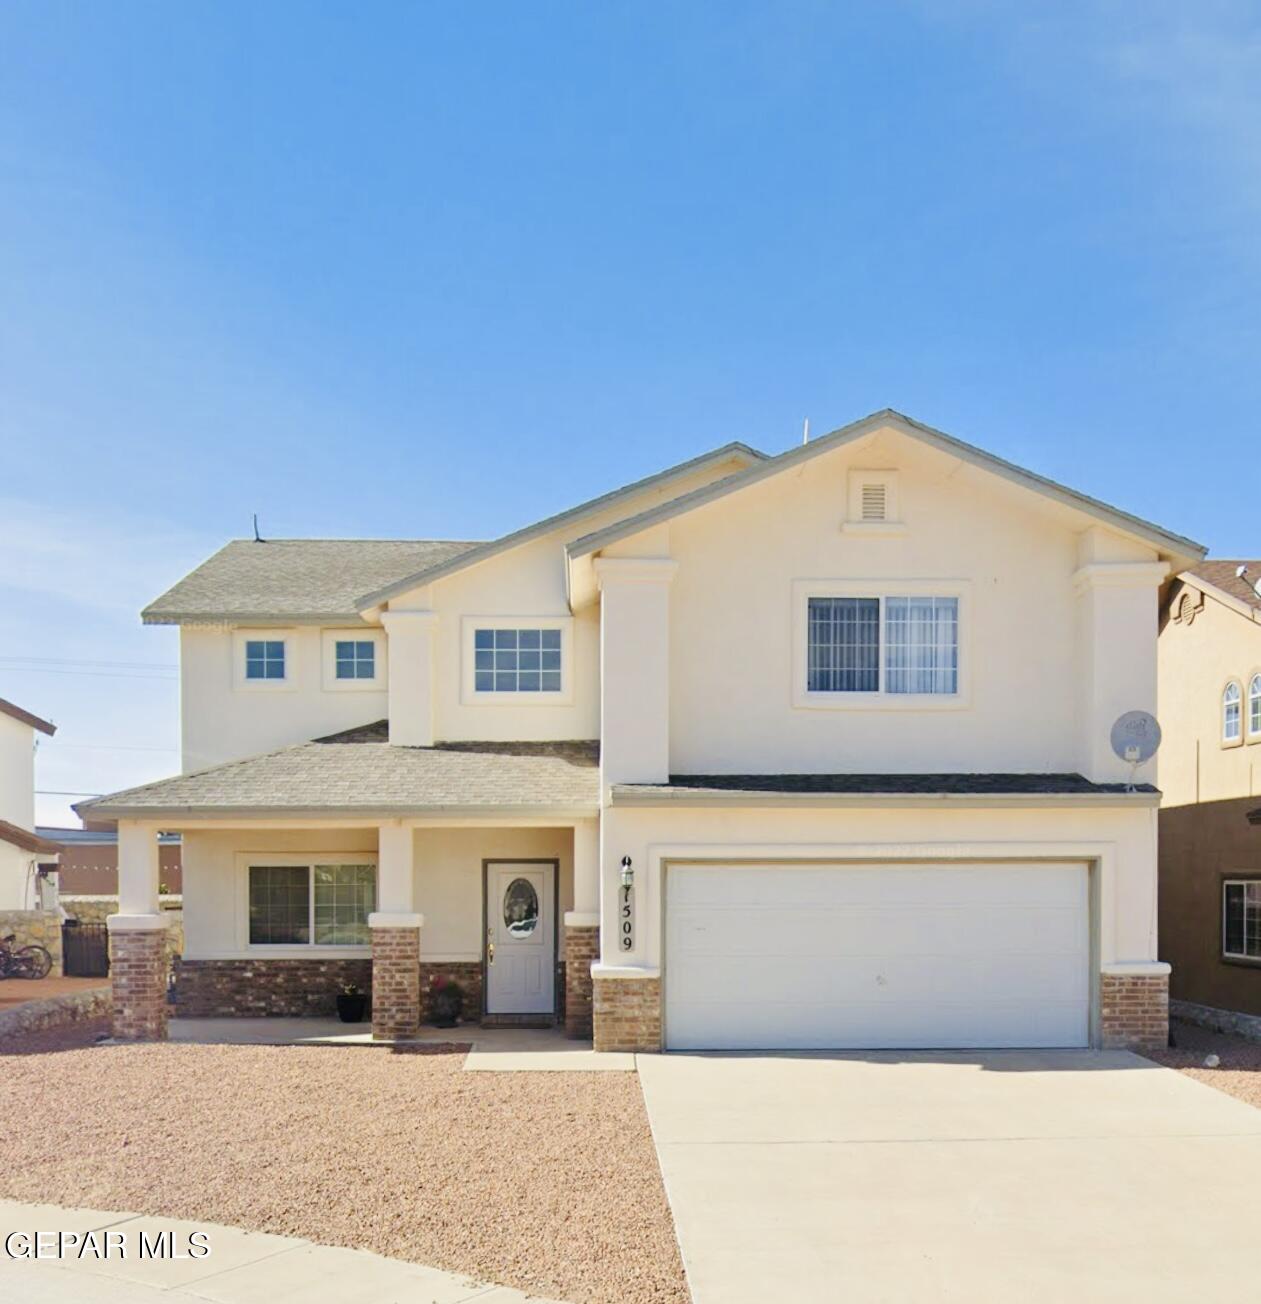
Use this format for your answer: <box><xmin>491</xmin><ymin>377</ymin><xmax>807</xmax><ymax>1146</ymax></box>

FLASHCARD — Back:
<box><xmin>0</xmin><ymin>655</ymin><xmax>178</xmax><ymax>671</ymax></box>
<box><xmin>41</xmin><ymin>741</ymin><xmax>178</xmax><ymax>753</ymax></box>
<box><xmin>0</xmin><ymin>666</ymin><xmax>177</xmax><ymax>681</ymax></box>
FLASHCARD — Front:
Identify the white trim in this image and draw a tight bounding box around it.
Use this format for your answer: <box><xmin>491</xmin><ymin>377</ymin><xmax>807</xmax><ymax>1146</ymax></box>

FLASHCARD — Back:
<box><xmin>106</xmin><ymin>913</ymin><xmax>169</xmax><ymax>932</ymax></box>
<box><xmin>591</xmin><ymin>963</ymin><xmax>660</xmax><ymax>980</ymax></box>
<box><xmin>791</xmin><ymin>578</ymin><xmax>971</xmax><ymax>711</ymax></box>
<box><xmin>609</xmin><ymin>787</ymin><xmax>1159</xmax><ymax>809</ymax></box>
<box><xmin>1222</xmin><ymin>878</ymin><xmax>1261</xmax><ymax>961</ymax></box>
<box><xmin>1071</xmin><ymin>562</ymin><xmax>1169</xmax><ymax>593</ymax></box>
<box><xmin>1100</xmin><ymin>961</ymin><xmax>1171</xmax><ymax>977</ymax></box>
<box><xmin>368</xmin><ymin>911</ymin><xmax>424</xmax><ymax>929</ymax></box>
<box><xmin>460</xmin><ymin>615</ymin><xmax>575</xmax><ymax>706</ymax></box>
<box><xmin>563</xmin><ymin>910</ymin><xmax>600</xmax><ymax>928</ymax></box>
<box><xmin>232</xmin><ymin>629</ymin><xmax>298</xmax><ymax>692</ymax></box>
<box><xmin>234</xmin><ymin>851</ymin><xmax>378</xmax><ymax>952</ymax></box>
<box><xmin>321</xmin><ymin>628</ymin><xmax>386</xmax><ymax>692</ymax></box>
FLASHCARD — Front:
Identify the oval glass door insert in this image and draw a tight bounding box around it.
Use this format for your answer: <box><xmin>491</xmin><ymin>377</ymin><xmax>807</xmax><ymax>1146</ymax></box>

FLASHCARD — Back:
<box><xmin>503</xmin><ymin>877</ymin><xmax>540</xmax><ymax>937</ymax></box>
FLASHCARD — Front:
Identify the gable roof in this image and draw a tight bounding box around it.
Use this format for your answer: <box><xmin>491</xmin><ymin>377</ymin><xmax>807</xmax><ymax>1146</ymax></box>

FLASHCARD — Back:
<box><xmin>1182</xmin><ymin>561</ymin><xmax>1261</xmax><ymax>618</ymax></box>
<box><xmin>77</xmin><ymin>722</ymin><xmax>600</xmax><ymax>820</ymax></box>
<box><xmin>142</xmin><ymin>539</ymin><xmax>483</xmax><ymax>626</ymax></box>
<box><xmin>0</xmin><ymin>820</ymin><xmax>61</xmax><ymax>855</ymax></box>
<box><xmin>353</xmin><ymin>440</ymin><xmax>766</xmax><ymax>610</ymax></box>
<box><xmin>566</xmin><ymin>409</ymin><xmax>1206</xmax><ymax>565</ymax></box>
<box><xmin>0</xmin><ymin>697</ymin><xmax>56</xmax><ymax>736</ymax></box>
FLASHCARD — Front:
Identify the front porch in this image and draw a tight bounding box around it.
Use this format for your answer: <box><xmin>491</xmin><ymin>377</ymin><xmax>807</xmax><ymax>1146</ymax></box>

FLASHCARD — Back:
<box><xmin>109</xmin><ymin>816</ymin><xmax>600</xmax><ymax>1043</ymax></box>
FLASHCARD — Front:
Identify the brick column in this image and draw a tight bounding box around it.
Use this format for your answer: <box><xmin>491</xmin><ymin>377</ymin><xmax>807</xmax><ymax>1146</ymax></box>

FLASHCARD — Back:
<box><xmin>369</xmin><ymin>913</ymin><xmax>422</xmax><ymax>1040</ymax></box>
<box><xmin>1101</xmin><ymin>968</ymin><xmax>1169</xmax><ymax>1052</ymax></box>
<box><xmin>593</xmin><ymin>971</ymin><xmax>661</xmax><ymax>1052</ymax></box>
<box><xmin>107</xmin><ymin>918</ymin><xmax>169</xmax><ymax>1041</ymax></box>
<box><xmin>563</xmin><ymin>920</ymin><xmax>599</xmax><ymax>1039</ymax></box>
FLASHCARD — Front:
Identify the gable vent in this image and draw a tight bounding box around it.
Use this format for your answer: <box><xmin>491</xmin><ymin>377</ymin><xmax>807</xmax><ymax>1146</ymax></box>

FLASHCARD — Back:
<box><xmin>860</xmin><ymin>482</ymin><xmax>888</xmax><ymax>522</ymax></box>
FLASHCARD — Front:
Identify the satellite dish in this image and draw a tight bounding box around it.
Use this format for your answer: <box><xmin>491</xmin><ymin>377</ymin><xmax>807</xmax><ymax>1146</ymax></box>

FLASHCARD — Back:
<box><xmin>1110</xmin><ymin>711</ymin><xmax>1162</xmax><ymax>766</ymax></box>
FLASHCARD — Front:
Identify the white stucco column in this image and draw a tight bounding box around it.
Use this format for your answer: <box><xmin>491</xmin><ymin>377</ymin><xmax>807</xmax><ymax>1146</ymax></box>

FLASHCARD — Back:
<box><xmin>381</xmin><ymin>609</ymin><xmax>437</xmax><ymax>748</ymax></box>
<box><xmin>596</xmin><ymin>557</ymin><xmax>677</xmax><ymax>785</ymax></box>
<box><xmin>1072</xmin><ymin>559</ymin><xmax>1168</xmax><ymax>783</ymax></box>
<box><xmin>115</xmin><ymin>820</ymin><xmax>162</xmax><ymax>918</ymax></box>
<box><xmin>565</xmin><ymin>818</ymin><xmax>600</xmax><ymax>928</ymax></box>
<box><xmin>371</xmin><ymin>821</ymin><xmax>419</xmax><ymax>923</ymax></box>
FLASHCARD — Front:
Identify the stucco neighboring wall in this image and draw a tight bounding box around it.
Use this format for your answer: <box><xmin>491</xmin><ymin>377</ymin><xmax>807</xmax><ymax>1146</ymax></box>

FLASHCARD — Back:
<box><xmin>0</xmin><ymin>843</ymin><xmax>39</xmax><ymax>911</ymax></box>
<box><xmin>1158</xmin><ymin>583</ymin><xmax>1261</xmax><ymax>808</ymax></box>
<box><xmin>0</xmin><ymin>712</ymin><xmax>36</xmax><ymax>830</ymax></box>
<box><xmin>182</xmin><ymin>825</ymin><xmax>573</xmax><ymax>962</ymax></box>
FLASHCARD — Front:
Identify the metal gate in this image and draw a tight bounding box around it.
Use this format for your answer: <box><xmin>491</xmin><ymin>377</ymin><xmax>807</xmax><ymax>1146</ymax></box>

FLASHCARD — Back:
<box><xmin>62</xmin><ymin>922</ymin><xmax>109</xmax><ymax>978</ymax></box>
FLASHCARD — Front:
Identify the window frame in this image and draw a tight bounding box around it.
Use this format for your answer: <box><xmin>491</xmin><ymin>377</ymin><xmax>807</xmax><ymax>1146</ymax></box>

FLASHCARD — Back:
<box><xmin>791</xmin><ymin>579</ymin><xmax>970</xmax><ymax>711</ymax></box>
<box><xmin>236</xmin><ymin>853</ymin><xmax>377</xmax><ymax>956</ymax></box>
<box><xmin>321</xmin><ymin>628</ymin><xmax>386</xmax><ymax>692</ymax></box>
<box><xmin>1247</xmin><ymin>672</ymin><xmax>1261</xmax><ymax>743</ymax></box>
<box><xmin>460</xmin><ymin>615</ymin><xmax>575</xmax><ymax>706</ymax></box>
<box><xmin>232</xmin><ymin>630</ymin><xmax>298</xmax><ymax>692</ymax></box>
<box><xmin>1223</xmin><ymin>679</ymin><xmax>1244</xmax><ymax>747</ymax></box>
<box><xmin>1222</xmin><ymin>878</ymin><xmax>1261</xmax><ymax>963</ymax></box>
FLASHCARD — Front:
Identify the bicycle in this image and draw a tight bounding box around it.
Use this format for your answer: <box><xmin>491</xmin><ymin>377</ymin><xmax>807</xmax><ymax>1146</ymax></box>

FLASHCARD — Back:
<box><xmin>0</xmin><ymin>933</ymin><xmax>53</xmax><ymax>980</ymax></box>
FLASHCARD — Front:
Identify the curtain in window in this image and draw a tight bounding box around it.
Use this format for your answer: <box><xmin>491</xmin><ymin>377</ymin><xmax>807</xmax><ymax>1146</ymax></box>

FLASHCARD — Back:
<box><xmin>885</xmin><ymin>597</ymin><xmax>958</xmax><ymax>694</ymax></box>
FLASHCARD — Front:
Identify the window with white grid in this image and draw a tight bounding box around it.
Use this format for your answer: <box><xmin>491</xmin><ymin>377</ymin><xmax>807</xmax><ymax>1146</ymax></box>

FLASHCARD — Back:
<box><xmin>807</xmin><ymin>598</ymin><xmax>879</xmax><ymax>691</ymax></box>
<box><xmin>1224</xmin><ymin>680</ymin><xmax>1242</xmax><ymax>742</ymax></box>
<box><xmin>474</xmin><ymin>627</ymin><xmax>562</xmax><ymax>693</ymax></box>
<box><xmin>885</xmin><ymin>596</ymin><xmax>959</xmax><ymax>694</ymax></box>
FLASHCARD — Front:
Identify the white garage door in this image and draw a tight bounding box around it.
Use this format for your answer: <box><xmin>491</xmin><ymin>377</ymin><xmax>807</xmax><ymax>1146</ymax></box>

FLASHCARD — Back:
<box><xmin>665</xmin><ymin>861</ymin><xmax>1090</xmax><ymax>1050</ymax></box>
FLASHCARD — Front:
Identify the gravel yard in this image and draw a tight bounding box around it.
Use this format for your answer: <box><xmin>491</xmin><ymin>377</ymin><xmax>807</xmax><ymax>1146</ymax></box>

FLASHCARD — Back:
<box><xmin>1145</xmin><ymin>1019</ymin><xmax>1261</xmax><ymax>1109</ymax></box>
<box><xmin>0</xmin><ymin>1036</ymin><xmax>687</xmax><ymax>1304</ymax></box>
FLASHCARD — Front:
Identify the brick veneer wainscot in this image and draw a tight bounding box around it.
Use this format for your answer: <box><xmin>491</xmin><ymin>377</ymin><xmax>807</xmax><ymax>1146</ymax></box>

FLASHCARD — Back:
<box><xmin>111</xmin><ymin>929</ymin><xmax>168</xmax><ymax>1041</ymax></box>
<box><xmin>1100</xmin><ymin>972</ymin><xmax>1169</xmax><ymax>1052</ymax></box>
<box><xmin>372</xmin><ymin>927</ymin><xmax>421</xmax><ymax>1039</ymax></box>
<box><xmin>564</xmin><ymin>926</ymin><xmax>599</xmax><ymax>1039</ymax></box>
<box><xmin>593</xmin><ymin>974</ymin><xmax>661</xmax><ymax>1052</ymax></box>
<box><xmin>174</xmin><ymin>957</ymin><xmax>372</xmax><ymax>1017</ymax></box>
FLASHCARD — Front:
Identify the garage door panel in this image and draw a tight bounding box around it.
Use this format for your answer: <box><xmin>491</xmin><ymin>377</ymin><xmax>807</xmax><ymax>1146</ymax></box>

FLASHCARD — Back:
<box><xmin>665</xmin><ymin>862</ymin><xmax>1089</xmax><ymax>1050</ymax></box>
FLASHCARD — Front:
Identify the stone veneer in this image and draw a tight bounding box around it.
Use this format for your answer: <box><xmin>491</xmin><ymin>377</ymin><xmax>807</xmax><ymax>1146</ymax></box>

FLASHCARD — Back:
<box><xmin>174</xmin><ymin>958</ymin><xmax>372</xmax><ymax>1017</ymax></box>
<box><xmin>0</xmin><ymin>910</ymin><xmax>63</xmax><ymax>976</ymax></box>
<box><xmin>372</xmin><ymin>927</ymin><xmax>421</xmax><ymax>1039</ymax></box>
<box><xmin>564</xmin><ymin>926</ymin><xmax>599</xmax><ymax>1039</ymax></box>
<box><xmin>593</xmin><ymin>975</ymin><xmax>661</xmax><ymax>1052</ymax></box>
<box><xmin>1100</xmin><ymin>972</ymin><xmax>1169</xmax><ymax>1052</ymax></box>
<box><xmin>111</xmin><ymin>930</ymin><xmax>169</xmax><ymax>1041</ymax></box>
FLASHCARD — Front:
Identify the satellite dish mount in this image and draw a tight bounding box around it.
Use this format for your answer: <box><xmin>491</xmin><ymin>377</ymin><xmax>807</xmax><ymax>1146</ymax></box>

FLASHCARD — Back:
<box><xmin>1109</xmin><ymin>711</ymin><xmax>1162</xmax><ymax>792</ymax></box>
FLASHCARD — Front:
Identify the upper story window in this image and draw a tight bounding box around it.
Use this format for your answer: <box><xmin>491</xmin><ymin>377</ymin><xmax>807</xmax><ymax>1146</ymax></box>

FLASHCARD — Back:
<box><xmin>336</xmin><ymin>640</ymin><xmax>375</xmax><ymax>680</ymax></box>
<box><xmin>1249</xmin><ymin>675</ymin><xmax>1261</xmax><ymax>738</ymax></box>
<box><xmin>245</xmin><ymin>639</ymin><xmax>286</xmax><ymax>681</ymax></box>
<box><xmin>1223</xmin><ymin>680</ymin><xmax>1243</xmax><ymax>744</ymax></box>
<box><xmin>1223</xmin><ymin>880</ymin><xmax>1261</xmax><ymax>961</ymax></box>
<box><xmin>807</xmin><ymin>594</ymin><xmax>959</xmax><ymax>696</ymax></box>
<box><xmin>474</xmin><ymin>627</ymin><xmax>562</xmax><ymax>693</ymax></box>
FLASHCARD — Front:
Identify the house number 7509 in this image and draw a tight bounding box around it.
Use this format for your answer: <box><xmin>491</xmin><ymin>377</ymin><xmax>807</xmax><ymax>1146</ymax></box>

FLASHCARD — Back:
<box><xmin>620</xmin><ymin>883</ymin><xmax>633</xmax><ymax>951</ymax></box>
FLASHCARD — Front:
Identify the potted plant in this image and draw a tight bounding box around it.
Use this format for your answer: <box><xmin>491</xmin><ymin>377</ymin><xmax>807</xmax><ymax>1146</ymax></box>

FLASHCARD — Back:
<box><xmin>336</xmin><ymin>981</ymin><xmax>368</xmax><ymax>1024</ymax></box>
<box><xmin>429</xmin><ymin>975</ymin><xmax>464</xmax><ymax>1027</ymax></box>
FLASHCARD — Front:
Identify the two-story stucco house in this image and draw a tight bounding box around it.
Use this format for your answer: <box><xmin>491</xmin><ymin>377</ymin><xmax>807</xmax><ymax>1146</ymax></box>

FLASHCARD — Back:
<box><xmin>0</xmin><ymin>696</ymin><xmax>60</xmax><ymax>912</ymax></box>
<box><xmin>82</xmin><ymin>410</ymin><xmax>1204</xmax><ymax>1052</ymax></box>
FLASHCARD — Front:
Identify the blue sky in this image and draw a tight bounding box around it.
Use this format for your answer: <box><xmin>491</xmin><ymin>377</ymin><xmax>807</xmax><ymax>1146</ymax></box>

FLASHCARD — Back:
<box><xmin>1</xmin><ymin>2</ymin><xmax>1258</xmax><ymax>822</ymax></box>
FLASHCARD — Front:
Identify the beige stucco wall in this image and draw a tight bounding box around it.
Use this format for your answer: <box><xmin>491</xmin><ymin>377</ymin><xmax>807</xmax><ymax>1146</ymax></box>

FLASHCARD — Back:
<box><xmin>182</xmin><ymin>825</ymin><xmax>573</xmax><ymax>961</ymax></box>
<box><xmin>0</xmin><ymin>712</ymin><xmax>36</xmax><ymax>830</ymax></box>
<box><xmin>1158</xmin><ymin>583</ymin><xmax>1261</xmax><ymax>808</ymax></box>
<box><xmin>601</xmin><ymin>801</ymin><xmax>1161</xmax><ymax>972</ymax></box>
<box><xmin>0</xmin><ymin>843</ymin><xmax>39</xmax><ymax>911</ymax></box>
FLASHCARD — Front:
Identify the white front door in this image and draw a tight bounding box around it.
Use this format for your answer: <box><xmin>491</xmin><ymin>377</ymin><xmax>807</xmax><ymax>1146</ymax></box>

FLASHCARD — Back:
<box><xmin>485</xmin><ymin>861</ymin><xmax>555</xmax><ymax>1015</ymax></box>
<box><xmin>665</xmin><ymin>861</ymin><xmax>1090</xmax><ymax>1050</ymax></box>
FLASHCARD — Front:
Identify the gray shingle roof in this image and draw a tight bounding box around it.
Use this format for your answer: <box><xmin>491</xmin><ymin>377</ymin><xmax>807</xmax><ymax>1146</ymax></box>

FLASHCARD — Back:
<box><xmin>78</xmin><ymin>722</ymin><xmax>600</xmax><ymax>819</ymax></box>
<box><xmin>612</xmin><ymin>773</ymin><xmax>1158</xmax><ymax>804</ymax></box>
<box><xmin>142</xmin><ymin>540</ymin><xmax>484</xmax><ymax>625</ymax></box>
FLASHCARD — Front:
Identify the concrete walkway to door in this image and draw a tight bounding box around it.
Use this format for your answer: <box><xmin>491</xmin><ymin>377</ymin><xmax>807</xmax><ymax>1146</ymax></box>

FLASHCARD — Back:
<box><xmin>638</xmin><ymin>1049</ymin><xmax>1261</xmax><ymax>1303</ymax></box>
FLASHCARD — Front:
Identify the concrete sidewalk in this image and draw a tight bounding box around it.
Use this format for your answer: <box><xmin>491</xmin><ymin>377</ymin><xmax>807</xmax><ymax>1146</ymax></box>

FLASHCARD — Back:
<box><xmin>0</xmin><ymin>1199</ymin><xmax>566</xmax><ymax>1303</ymax></box>
<box><xmin>640</xmin><ymin>1048</ymin><xmax>1261</xmax><ymax>1304</ymax></box>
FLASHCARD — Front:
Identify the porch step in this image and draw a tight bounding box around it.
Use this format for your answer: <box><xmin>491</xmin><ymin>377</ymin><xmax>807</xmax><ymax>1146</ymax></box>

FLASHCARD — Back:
<box><xmin>479</xmin><ymin>1013</ymin><xmax>557</xmax><ymax>1029</ymax></box>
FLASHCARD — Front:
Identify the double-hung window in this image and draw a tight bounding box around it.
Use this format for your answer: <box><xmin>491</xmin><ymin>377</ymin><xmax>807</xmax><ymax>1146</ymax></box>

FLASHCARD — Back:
<box><xmin>248</xmin><ymin>861</ymin><xmax>376</xmax><ymax>947</ymax></box>
<box><xmin>1224</xmin><ymin>681</ymin><xmax>1243</xmax><ymax>743</ymax></box>
<box><xmin>1223</xmin><ymin>880</ymin><xmax>1261</xmax><ymax>960</ymax></box>
<box><xmin>805</xmin><ymin>591</ymin><xmax>960</xmax><ymax>698</ymax></box>
<box><xmin>474</xmin><ymin>627</ymin><xmax>562</xmax><ymax>693</ymax></box>
<box><xmin>245</xmin><ymin>639</ymin><xmax>286</xmax><ymax>681</ymax></box>
<box><xmin>1249</xmin><ymin>675</ymin><xmax>1261</xmax><ymax>738</ymax></box>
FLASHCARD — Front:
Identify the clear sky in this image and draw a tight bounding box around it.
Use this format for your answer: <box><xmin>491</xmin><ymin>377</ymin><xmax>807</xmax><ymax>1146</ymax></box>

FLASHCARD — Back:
<box><xmin>1</xmin><ymin>2</ymin><xmax>1258</xmax><ymax>823</ymax></box>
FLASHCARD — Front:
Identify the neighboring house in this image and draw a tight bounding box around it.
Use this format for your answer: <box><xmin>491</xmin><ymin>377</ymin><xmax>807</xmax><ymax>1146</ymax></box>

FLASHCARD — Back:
<box><xmin>1158</xmin><ymin>561</ymin><xmax>1261</xmax><ymax>1031</ymax></box>
<box><xmin>0</xmin><ymin>696</ymin><xmax>61</xmax><ymax>911</ymax></box>
<box><xmin>81</xmin><ymin>409</ymin><xmax>1204</xmax><ymax>1053</ymax></box>
<box><xmin>37</xmin><ymin>824</ymin><xmax>183</xmax><ymax>896</ymax></box>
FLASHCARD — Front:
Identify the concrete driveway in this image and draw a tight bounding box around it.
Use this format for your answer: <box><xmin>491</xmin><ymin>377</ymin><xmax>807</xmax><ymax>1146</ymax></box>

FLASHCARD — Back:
<box><xmin>638</xmin><ymin>1049</ymin><xmax>1261</xmax><ymax>1303</ymax></box>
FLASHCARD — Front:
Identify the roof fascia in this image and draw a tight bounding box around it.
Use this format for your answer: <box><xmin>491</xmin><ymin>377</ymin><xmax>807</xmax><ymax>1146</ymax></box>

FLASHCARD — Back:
<box><xmin>1177</xmin><ymin>572</ymin><xmax>1261</xmax><ymax>625</ymax></box>
<box><xmin>354</xmin><ymin>441</ymin><xmax>766</xmax><ymax>610</ymax></box>
<box><xmin>608</xmin><ymin>787</ymin><xmax>1160</xmax><ymax>809</ymax></box>
<box><xmin>566</xmin><ymin>409</ymin><xmax>1207</xmax><ymax>565</ymax></box>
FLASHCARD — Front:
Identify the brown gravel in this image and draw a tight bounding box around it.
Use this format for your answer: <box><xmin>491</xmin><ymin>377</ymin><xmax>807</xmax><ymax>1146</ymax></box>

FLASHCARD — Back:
<box><xmin>1144</xmin><ymin>1019</ymin><xmax>1261</xmax><ymax>1110</ymax></box>
<box><xmin>0</xmin><ymin>1038</ymin><xmax>688</xmax><ymax>1303</ymax></box>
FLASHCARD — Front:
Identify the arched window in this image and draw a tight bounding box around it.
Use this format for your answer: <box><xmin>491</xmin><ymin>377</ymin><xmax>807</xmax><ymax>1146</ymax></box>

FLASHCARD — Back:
<box><xmin>1249</xmin><ymin>675</ymin><xmax>1261</xmax><ymax>738</ymax></box>
<box><xmin>1224</xmin><ymin>681</ymin><xmax>1242</xmax><ymax>743</ymax></box>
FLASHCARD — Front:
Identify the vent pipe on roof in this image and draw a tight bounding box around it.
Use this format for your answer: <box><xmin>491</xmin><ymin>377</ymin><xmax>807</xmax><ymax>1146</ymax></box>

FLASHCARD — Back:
<box><xmin>802</xmin><ymin>417</ymin><xmax>810</xmax><ymax>445</ymax></box>
<box><xmin>253</xmin><ymin>513</ymin><xmax>265</xmax><ymax>543</ymax></box>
